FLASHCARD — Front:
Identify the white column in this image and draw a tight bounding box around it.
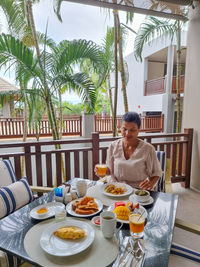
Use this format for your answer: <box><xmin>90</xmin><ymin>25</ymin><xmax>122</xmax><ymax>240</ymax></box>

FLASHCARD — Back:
<box><xmin>81</xmin><ymin>111</ymin><xmax>94</xmax><ymax>138</ymax></box>
<box><xmin>165</xmin><ymin>45</ymin><xmax>174</xmax><ymax>94</ymax></box>
<box><xmin>182</xmin><ymin>1</ymin><xmax>200</xmax><ymax>191</ymax></box>
<box><xmin>162</xmin><ymin>45</ymin><xmax>174</xmax><ymax>133</ymax></box>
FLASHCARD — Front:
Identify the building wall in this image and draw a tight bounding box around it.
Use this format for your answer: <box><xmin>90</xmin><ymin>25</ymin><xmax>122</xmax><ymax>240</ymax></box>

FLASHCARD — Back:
<box><xmin>182</xmin><ymin>3</ymin><xmax>200</xmax><ymax>191</ymax></box>
<box><xmin>116</xmin><ymin>32</ymin><xmax>187</xmax><ymax>116</ymax></box>
<box><xmin>148</xmin><ymin>62</ymin><xmax>165</xmax><ymax>80</ymax></box>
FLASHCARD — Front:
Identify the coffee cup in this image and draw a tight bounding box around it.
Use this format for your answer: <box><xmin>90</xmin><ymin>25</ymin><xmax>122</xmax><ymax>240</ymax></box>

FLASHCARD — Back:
<box><xmin>100</xmin><ymin>211</ymin><xmax>122</xmax><ymax>238</ymax></box>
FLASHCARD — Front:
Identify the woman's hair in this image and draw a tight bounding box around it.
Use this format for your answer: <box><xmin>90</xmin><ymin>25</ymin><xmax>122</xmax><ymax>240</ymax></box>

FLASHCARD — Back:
<box><xmin>122</xmin><ymin>112</ymin><xmax>141</xmax><ymax>128</ymax></box>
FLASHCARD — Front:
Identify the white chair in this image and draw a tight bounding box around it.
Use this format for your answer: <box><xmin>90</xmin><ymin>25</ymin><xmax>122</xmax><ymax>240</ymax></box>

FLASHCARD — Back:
<box><xmin>155</xmin><ymin>151</ymin><xmax>166</xmax><ymax>192</ymax></box>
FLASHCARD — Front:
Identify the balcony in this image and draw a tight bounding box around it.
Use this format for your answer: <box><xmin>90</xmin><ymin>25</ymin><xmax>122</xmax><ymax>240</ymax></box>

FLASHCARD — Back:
<box><xmin>145</xmin><ymin>75</ymin><xmax>185</xmax><ymax>96</ymax></box>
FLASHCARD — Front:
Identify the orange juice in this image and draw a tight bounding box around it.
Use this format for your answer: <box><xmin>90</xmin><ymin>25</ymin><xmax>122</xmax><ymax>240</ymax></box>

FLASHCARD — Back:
<box><xmin>129</xmin><ymin>214</ymin><xmax>145</xmax><ymax>235</ymax></box>
<box><xmin>96</xmin><ymin>164</ymin><xmax>107</xmax><ymax>177</ymax></box>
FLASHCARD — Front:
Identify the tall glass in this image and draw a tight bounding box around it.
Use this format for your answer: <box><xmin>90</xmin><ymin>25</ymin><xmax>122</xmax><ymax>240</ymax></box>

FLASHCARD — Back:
<box><xmin>95</xmin><ymin>164</ymin><xmax>107</xmax><ymax>178</ymax></box>
<box><xmin>129</xmin><ymin>213</ymin><xmax>145</xmax><ymax>239</ymax></box>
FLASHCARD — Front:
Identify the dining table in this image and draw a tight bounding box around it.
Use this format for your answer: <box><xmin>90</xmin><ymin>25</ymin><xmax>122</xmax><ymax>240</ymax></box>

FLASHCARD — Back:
<box><xmin>0</xmin><ymin>178</ymin><xmax>178</xmax><ymax>267</ymax></box>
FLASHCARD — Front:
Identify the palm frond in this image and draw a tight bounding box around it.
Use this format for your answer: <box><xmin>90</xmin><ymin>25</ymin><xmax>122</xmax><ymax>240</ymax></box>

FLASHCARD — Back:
<box><xmin>134</xmin><ymin>16</ymin><xmax>177</xmax><ymax>62</ymax></box>
<box><xmin>53</xmin><ymin>0</ymin><xmax>63</xmax><ymax>22</ymax></box>
<box><xmin>0</xmin><ymin>34</ymin><xmax>42</xmax><ymax>86</ymax></box>
<box><xmin>54</xmin><ymin>72</ymin><xmax>96</xmax><ymax>113</ymax></box>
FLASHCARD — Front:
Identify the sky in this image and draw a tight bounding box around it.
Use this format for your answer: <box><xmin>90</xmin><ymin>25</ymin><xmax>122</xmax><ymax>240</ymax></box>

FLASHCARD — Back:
<box><xmin>0</xmin><ymin>0</ymin><xmax>145</xmax><ymax>103</ymax></box>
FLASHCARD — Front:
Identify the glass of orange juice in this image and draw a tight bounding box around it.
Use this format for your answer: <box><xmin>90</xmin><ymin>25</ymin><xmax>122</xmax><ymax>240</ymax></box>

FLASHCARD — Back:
<box><xmin>95</xmin><ymin>164</ymin><xmax>107</xmax><ymax>178</ymax></box>
<box><xmin>129</xmin><ymin>213</ymin><xmax>145</xmax><ymax>239</ymax></box>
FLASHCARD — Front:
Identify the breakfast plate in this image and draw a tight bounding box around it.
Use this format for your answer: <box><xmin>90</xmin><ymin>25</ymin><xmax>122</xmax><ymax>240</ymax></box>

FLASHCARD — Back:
<box><xmin>40</xmin><ymin>220</ymin><xmax>95</xmax><ymax>256</ymax></box>
<box><xmin>102</xmin><ymin>183</ymin><xmax>133</xmax><ymax>197</ymax></box>
<box><xmin>66</xmin><ymin>198</ymin><xmax>103</xmax><ymax>217</ymax></box>
<box><xmin>129</xmin><ymin>194</ymin><xmax>154</xmax><ymax>206</ymax></box>
<box><xmin>108</xmin><ymin>202</ymin><xmax>147</xmax><ymax>224</ymax></box>
<box><xmin>30</xmin><ymin>202</ymin><xmax>65</xmax><ymax>220</ymax></box>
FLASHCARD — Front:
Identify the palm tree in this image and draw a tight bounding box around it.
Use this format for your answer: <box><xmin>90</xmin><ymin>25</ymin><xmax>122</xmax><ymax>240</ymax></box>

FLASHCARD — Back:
<box><xmin>53</xmin><ymin>0</ymin><xmax>131</xmax><ymax>136</ymax></box>
<box><xmin>134</xmin><ymin>16</ymin><xmax>184</xmax><ymax>133</ymax></box>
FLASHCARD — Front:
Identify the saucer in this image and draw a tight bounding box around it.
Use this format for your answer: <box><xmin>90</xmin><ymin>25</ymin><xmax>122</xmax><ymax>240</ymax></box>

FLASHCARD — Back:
<box><xmin>129</xmin><ymin>194</ymin><xmax>154</xmax><ymax>206</ymax></box>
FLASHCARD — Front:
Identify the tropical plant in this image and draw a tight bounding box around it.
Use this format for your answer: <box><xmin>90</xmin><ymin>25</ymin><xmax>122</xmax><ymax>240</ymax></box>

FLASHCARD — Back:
<box><xmin>134</xmin><ymin>16</ymin><xmax>185</xmax><ymax>133</ymax></box>
<box><xmin>53</xmin><ymin>0</ymin><xmax>131</xmax><ymax>136</ymax></box>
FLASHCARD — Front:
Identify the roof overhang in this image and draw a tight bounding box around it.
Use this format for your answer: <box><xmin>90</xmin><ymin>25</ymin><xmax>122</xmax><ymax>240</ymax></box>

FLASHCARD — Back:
<box><xmin>60</xmin><ymin>0</ymin><xmax>192</xmax><ymax>21</ymax></box>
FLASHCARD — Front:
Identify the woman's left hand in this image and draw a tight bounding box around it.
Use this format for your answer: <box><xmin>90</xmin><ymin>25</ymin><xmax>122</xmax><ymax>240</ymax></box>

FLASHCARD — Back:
<box><xmin>139</xmin><ymin>176</ymin><xmax>160</xmax><ymax>190</ymax></box>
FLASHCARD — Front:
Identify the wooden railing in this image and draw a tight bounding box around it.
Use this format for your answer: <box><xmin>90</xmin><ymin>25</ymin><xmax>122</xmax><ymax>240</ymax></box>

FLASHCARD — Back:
<box><xmin>0</xmin><ymin>129</ymin><xmax>193</xmax><ymax>188</ymax></box>
<box><xmin>95</xmin><ymin>114</ymin><xmax>164</xmax><ymax>133</ymax></box>
<box><xmin>0</xmin><ymin>114</ymin><xmax>164</xmax><ymax>139</ymax></box>
<box><xmin>144</xmin><ymin>77</ymin><xmax>166</xmax><ymax>96</ymax></box>
<box><xmin>172</xmin><ymin>75</ymin><xmax>185</xmax><ymax>94</ymax></box>
<box><xmin>0</xmin><ymin>116</ymin><xmax>82</xmax><ymax>138</ymax></box>
<box><xmin>145</xmin><ymin>75</ymin><xmax>185</xmax><ymax>96</ymax></box>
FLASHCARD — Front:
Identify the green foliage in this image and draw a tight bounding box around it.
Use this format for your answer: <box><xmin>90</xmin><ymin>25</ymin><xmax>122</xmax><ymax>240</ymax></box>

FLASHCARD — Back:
<box><xmin>95</xmin><ymin>90</ymin><xmax>111</xmax><ymax>115</ymax></box>
<box><xmin>134</xmin><ymin>16</ymin><xmax>178</xmax><ymax>62</ymax></box>
<box><xmin>62</xmin><ymin>101</ymin><xmax>84</xmax><ymax>115</ymax></box>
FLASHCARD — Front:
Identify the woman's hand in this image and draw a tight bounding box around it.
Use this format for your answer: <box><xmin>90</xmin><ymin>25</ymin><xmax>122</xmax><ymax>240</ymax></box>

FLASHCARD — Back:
<box><xmin>139</xmin><ymin>176</ymin><xmax>160</xmax><ymax>190</ymax></box>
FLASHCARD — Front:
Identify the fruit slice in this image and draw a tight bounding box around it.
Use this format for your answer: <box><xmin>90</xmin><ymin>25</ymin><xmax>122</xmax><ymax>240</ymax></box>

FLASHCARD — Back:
<box><xmin>114</xmin><ymin>201</ymin><xmax>125</xmax><ymax>208</ymax></box>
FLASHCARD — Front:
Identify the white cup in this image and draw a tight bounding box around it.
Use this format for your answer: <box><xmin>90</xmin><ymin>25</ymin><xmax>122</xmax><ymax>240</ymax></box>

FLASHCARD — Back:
<box><xmin>76</xmin><ymin>179</ymin><xmax>87</xmax><ymax>197</ymax></box>
<box><xmin>100</xmin><ymin>211</ymin><xmax>122</xmax><ymax>238</ymax></box>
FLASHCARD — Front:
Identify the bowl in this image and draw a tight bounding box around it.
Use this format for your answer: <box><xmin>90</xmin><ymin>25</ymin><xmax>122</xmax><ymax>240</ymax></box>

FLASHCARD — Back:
<box><xmin>134</xmin><ymin>190</ymin><xmax>150</xmax><ymax>203</ymax></box>
<box><xmin>36</xmin><ymin>206</ymin><xmax>49</xmax><ymax>218</ymax></box>
<box><xmin>91</xmin><ymin>216</ymin><xmax>101</xmax><ymax>227</ymax></box>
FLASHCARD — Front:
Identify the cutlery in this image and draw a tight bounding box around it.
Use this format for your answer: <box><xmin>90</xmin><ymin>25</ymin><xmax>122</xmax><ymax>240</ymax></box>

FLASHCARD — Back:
<box><xmin>112</xmin><ymin>236</ymin><xmax>129</xmax><ymax>267</ymax></box>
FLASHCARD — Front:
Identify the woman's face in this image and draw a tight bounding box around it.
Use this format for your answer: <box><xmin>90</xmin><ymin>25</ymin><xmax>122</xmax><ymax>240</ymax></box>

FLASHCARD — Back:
<box><xmin>121</xmin><ymin>121</ymin><xmax>139</xmax><ymax>143</ymax></box>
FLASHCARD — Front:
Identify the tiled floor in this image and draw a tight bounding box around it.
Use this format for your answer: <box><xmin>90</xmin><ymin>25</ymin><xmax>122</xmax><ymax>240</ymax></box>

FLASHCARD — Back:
<box><xmin>168</xmin><ymin>183</ymin><xmax>200</xmax><ymax>266</ymax></box>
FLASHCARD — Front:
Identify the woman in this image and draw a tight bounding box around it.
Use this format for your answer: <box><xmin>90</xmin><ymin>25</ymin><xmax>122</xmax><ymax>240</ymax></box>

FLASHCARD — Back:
<box><xmin>105</xmin><ymin>112</ymin><xmax>162</xmax><ymax>190</ymax></box>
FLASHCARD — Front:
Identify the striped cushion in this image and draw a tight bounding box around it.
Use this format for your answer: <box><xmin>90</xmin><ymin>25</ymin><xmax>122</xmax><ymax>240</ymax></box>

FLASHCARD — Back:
<box><xmin>0</xmin><ymin>177</ymin><xmax>33</xmax><ymax>219</ymax></box>
<box><xmin>0</xmin><ymin>159</ymin><xmax>17</xmax><ymax>187</ymax></box>
<box><xmin>155</xmin><ymin>151</ymin><xmax>166</xmax><ymax>192</ymax></box>
<box><xmin>171</xmin><ymin>243</ymin><xmax>200</xmax><ymax>263</ymax></box>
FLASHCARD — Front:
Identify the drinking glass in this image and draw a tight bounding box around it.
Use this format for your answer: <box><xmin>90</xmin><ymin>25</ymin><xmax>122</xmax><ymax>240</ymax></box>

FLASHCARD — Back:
<box><xmin>95</xmin><ymin>164</ymin><xmax>107</xmax><ymax>178</ymax></box>
<box><xmin>55</xmin><ymin>206</ymin><xmax>66</xmax><ymax>222</ymax></box>
<box><xmin>129</xmin><ymin>213</ymin><xmax>145</xmax><ymax>239</ymax></box>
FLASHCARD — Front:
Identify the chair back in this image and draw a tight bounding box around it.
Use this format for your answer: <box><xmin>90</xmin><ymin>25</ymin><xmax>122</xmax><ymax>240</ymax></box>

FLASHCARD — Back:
<box><xmin>155</xmin><ymin>151</ymin><xmax>166</xmax><ymax>192</ymax></box>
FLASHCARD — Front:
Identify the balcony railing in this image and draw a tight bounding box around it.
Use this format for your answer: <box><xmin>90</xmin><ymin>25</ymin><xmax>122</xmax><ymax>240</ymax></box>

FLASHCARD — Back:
<box><xmin>0</xmin><ymin>129</ymin><xmax>193</xmax><ymax>188</ymax></box>
<box><xmin>172</xmin><ymin>75</ymin><xmax>185</xmax><ymax>94</ymax></box>
<box><xmin>145</xmin><ymin>75</ymin><xmax>185</xmax><ymax>95</ymax></box>
<box><xmin>144</xmin><ymin>77</ymin><xmax>166</xmax><ymax>96</ymax></box>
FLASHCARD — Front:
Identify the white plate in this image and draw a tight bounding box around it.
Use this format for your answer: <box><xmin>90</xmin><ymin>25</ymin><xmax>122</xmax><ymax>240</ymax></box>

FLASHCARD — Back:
<box><xmin>102</xmin><ymin>183</ymin><xmax>133</xmax><ymax>197</ymax></box>
<box><xmin>108</xmin><ymin>202</ymin><xmax>147</xmax><ymax>224</ymax></box>
<box><xmin>30</xmin><ymin>202</ymin><xmax>65</xmax><ymax>220</ymax></box>
<box><xmin>40</xmin><ymin>220</ymin><xmax>95</xmax><ymax>256</ymax></box>
<box><xmin>66</xmin><ymin>198</ymin><xmax>103</xmax><ymax>217</ymax></box>
<box><xmin>129</xmin><ymin>194</ymin><xmax>154</xmax><ymax>206</ymax></box>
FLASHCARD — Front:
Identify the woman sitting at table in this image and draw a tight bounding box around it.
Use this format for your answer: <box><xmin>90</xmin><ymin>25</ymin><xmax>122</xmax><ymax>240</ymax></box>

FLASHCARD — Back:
<box><xmin>105</xmin><ymin>112</ymin><xmax>162</xmax><ymax>190</ymax></box>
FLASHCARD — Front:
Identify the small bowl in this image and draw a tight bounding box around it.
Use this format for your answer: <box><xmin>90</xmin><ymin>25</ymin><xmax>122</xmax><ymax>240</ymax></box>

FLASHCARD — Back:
<box><xmin>91</xmin><ymin>216</ymin><xmax>100</xmax><ymax>227</ymax></box>
<box><xmin>134</xmin><ymin>190</ymin><xmax>150</xmax><ymax>203</ymax></box>
<box><xmin>36</xmin><ymin>206</ymin><xmax>49</xmax><ymax>218</ymax></box>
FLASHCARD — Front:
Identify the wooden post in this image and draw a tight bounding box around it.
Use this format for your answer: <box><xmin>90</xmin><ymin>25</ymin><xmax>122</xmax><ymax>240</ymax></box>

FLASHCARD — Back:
<box><xmin>161</xmin><ymin>114</ymin><xmax>164</xmax><ymax>132</ymax></box>
<box><xmin>24</xmin><ymin>144</ymin><xmax>32</xmax><ymax>185</ymax></box>
<box><xmin>91</xmin><ymin>132</ymin><xmax>99</xmax><ymax>181</ymax></box>
<box><xmin>184</xmin><ymin>128</ymin><xmax>193</xmax><ymax>188</ymax></box>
